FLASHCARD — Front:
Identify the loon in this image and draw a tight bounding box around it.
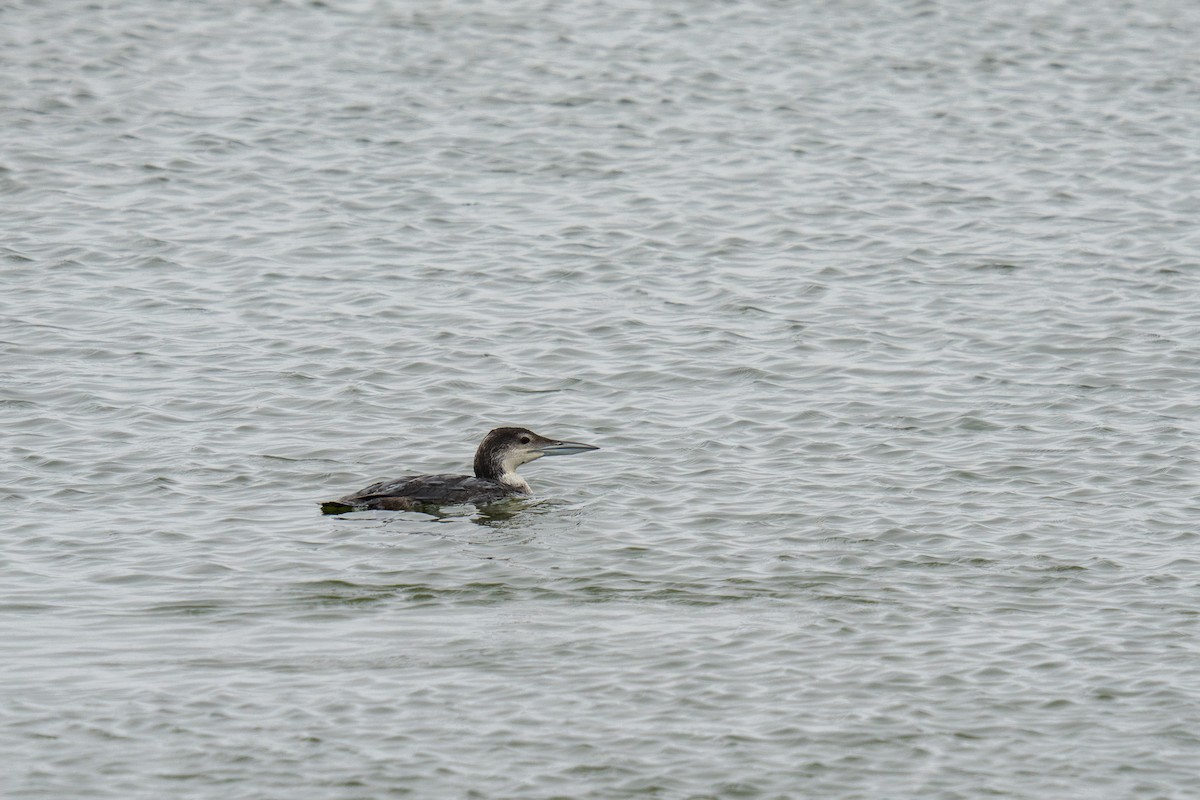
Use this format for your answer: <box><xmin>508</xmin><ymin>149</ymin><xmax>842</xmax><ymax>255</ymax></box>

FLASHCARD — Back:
<box><xmin>320</xmin><ymin>426</ymin><xmax>599</xmax><ymax>514</ymax></box>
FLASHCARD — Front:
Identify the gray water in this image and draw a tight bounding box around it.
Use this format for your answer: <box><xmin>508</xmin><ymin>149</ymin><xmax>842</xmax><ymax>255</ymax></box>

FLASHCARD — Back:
<box><xmin>4</xmin><ymin>0</ymin><xmax>1200</xmax><ymax>797</ymax></box>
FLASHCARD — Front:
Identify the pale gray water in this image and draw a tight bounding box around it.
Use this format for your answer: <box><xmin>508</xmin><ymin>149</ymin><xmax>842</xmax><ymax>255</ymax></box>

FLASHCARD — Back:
<box><xmin>3</xmin><ymin>0</ymin><xmax>1200</xmax><ymax>797</ymax></box>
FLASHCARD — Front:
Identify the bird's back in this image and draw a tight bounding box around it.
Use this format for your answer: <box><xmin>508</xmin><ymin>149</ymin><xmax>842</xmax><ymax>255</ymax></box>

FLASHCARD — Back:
<box><xmin>321</xmin><ymin>473</ymin><xmax>521</xmax><ymax>514</ymax></box>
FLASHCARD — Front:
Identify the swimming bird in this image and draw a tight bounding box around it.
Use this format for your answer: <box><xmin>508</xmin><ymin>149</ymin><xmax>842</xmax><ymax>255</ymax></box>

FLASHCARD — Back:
<box><xmin>320</xmin><ymin>426</ymin><xmax>599</xmax><ymax>514</ymax></box>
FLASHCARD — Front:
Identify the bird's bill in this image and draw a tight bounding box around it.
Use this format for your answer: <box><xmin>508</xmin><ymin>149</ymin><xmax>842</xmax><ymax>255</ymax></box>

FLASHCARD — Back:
<box><xmin>537</xmin><ymin>440</ymin><xmax>600</xmax><ymax>456</ymax></box>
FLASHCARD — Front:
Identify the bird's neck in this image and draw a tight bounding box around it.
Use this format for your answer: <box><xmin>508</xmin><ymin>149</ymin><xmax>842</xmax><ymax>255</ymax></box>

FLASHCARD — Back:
<box><xmin>475</xmin><ymin>451</ymin><xmax>532</xmax><ymax>494</ymax></box>
<box><xmin>498</xmin><ymin>472</ymin><xmax>532</xmax><ymax>494</ymax></box>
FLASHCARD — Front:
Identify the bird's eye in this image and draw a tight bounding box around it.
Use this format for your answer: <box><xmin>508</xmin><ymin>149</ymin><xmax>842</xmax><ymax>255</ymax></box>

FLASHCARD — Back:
<box><xmin>520</xmin><ymin>436</ymin><xmax>531</xmax><ymax>444</ymax></box>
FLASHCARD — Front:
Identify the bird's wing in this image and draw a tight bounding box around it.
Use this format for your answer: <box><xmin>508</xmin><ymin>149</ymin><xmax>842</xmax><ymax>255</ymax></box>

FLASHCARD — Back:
<box><xmin>339</xmin><ymin>474</ymin><xmax>511</xmax><ymax>506</ymax></box>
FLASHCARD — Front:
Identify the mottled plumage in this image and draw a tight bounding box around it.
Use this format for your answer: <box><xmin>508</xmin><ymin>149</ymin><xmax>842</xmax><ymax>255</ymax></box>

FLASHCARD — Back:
<box><xmin>321</xmin><ymin>427</ymin><xmax>598</xmax><ymax>514</ymax></box>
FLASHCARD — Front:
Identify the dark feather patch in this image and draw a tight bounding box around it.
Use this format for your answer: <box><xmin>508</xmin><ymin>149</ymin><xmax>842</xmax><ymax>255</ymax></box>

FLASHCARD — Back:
<box><xmin>319</xmin><ymin>473</ymin><xmax>523</xmax><ymax>514</ymax></box>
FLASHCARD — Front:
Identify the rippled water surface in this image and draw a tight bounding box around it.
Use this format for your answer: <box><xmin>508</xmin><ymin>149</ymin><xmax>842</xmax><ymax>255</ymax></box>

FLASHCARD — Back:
<box><xmin>4</xmin><ymin>0</ymin><xmax>1200</xmax><ymax>797</ymax></box>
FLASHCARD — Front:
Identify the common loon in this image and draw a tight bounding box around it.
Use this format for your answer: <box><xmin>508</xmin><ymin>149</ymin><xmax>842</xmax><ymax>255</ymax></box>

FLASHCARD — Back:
<box><xmin>320</xmin><ymin>426</ymin><xmax>599</xmax><ymax>514</ymax></box>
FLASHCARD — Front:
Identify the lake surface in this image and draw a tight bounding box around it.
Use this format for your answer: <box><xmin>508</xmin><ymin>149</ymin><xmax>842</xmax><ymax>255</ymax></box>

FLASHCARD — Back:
<box><xmin>4</xmin><ymin>0</ymin><xmax>1200</xmax><ymax>797</ymax></box>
